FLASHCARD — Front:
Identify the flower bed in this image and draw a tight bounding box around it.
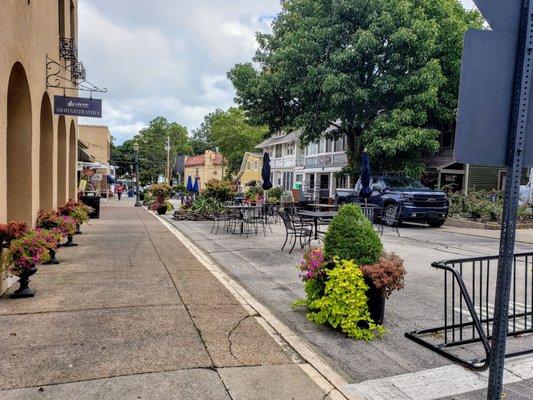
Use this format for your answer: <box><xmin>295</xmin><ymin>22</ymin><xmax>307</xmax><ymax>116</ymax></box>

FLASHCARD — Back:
<box><xmin>173</xmin><ymin>196</ymin><xmax>224</xmax><ymax>220</ymax></box>
<box><xmin>448</xmin><ymin>190</ymin><xmax>533</xmax><ymax>223</ymax></box>
<box><xmin>294</xmin><ymin>204</ymin><xmax>406</xmax><ymax>340</ymax></box>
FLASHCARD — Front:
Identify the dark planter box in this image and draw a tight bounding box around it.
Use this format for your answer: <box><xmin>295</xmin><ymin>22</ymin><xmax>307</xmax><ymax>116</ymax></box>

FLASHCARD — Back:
<box><xmin>80</xmin><ymin>195</ymin><xmax>101</xmax><ymax>219</ymax></box>
<box><xmin>157</xmin><ymin>205</ymin><xmax>168</xmax><ymax>215</ymax></box>
<box><xmin>365</xmin><ymin>279</ymin><xmax>385</xmax><ymax>325</ymax></box>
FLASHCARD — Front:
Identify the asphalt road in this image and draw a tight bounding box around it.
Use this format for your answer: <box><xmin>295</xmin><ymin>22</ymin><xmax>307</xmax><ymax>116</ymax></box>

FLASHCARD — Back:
<box><xmin>166</xmin><ymin>216</ymin><xmax>533</xmax><ymax>394</ymax></box>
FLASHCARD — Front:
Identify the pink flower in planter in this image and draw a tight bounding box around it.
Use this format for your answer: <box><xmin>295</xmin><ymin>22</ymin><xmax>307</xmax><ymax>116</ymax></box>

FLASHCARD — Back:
<box><xmin>298</xmin><ymin>247</ymin><xmax>327</xmax><ymax>281</ymax></box>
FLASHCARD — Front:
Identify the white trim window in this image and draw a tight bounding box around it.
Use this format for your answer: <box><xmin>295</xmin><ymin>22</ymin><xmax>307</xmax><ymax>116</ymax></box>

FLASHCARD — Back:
<box><xmin>286</xmin><ymin>142</ymin><xmax>295</xmax><ymax>155</ymax></box>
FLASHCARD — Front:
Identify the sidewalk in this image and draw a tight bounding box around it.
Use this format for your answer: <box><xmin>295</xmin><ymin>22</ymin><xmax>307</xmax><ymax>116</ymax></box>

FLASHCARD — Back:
<box><xmin>0</xmin><ymin>199</ymin><xmax>340</xmax><ymax>400</ymax></box>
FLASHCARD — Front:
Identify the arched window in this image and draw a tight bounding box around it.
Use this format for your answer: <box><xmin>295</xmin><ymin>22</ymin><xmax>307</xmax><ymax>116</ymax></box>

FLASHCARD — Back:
<box><xmin>58</xmin><ymin>0</ymin><xmax>65</xmax><ymax>37</ymax></box>
<box><xmin>70</xmin><ymin>0</ymin><xmax>76</xmax><ymax>42</ymax></box>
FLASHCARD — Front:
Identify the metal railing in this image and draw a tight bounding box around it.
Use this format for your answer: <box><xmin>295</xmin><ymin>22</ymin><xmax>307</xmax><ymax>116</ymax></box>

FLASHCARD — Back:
<box><xmin>405</xmin><ymin>252</ymin><xmax>533</xmax><ymax>371</ymax></box>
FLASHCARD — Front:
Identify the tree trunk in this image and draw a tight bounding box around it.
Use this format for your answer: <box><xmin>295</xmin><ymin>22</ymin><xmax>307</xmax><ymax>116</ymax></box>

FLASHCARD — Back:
<box><xmin>346</xmin><ymin>126</ymin><xmax>364</xmax><ymax>187</ymax></box>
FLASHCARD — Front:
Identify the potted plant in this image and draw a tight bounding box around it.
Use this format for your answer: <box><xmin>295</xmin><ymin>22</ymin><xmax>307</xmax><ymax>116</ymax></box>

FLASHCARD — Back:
<box><xmin>294</xmin><ymin>204</ymin><xmax>405</xmax><ymax>339</ymax></box>
<box><xmin>2</xmin><ymin>230</ymin><xmax>52</xmax><ymax>298</ymax></box>
<box><xmin>294</xmin><ymin>247</ymin><xmax>385</xmax><ymax>340</ymax></box>
<box><xmin>149</xmin><ymin>184</ymin><xmax>171</xmax><ymax>215</ymax></box>
<box><xmin>37</xmin><ymin>228</ymin><xmax>63</xmax><ymax>265</ymax></box>
<box><xmin>57</xmin><ymin>200</ymin><xmax>91</xmax><ymax>234</ymax></box>
<box><xmin>0</xmin><ymin>221</ymin><xmax>30</xmax><ymax>249</ymax></box>
<box><xmin>36</xmin><ymin>211</ymin><xmax>78</xmax><ymax>247</ymax></box>
<box><xmin>360</xmin><ymin>252</ymin><xmax>406</xmax><ymax>324</ymax></box>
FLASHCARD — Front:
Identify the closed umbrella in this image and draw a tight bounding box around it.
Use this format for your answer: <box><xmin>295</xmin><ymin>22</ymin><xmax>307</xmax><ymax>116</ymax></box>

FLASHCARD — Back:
<box><xmin>192</xmin><ymin>177</ymin><xmax>199</xmax><ymax>193</ymax></box>
<box><xmin>187</xmin><ymin>176</ymin><xmax>193</xmax><ymax>192</ymax></box>
<box><xmin>360</xmin><ymin>149</ymin><xmax>372</xmax><ymax>203</ymax></box>
<box><xmin>262</xmin><ymin>152</ymin><xmax>272</xmax><ymax>190</ymax></box>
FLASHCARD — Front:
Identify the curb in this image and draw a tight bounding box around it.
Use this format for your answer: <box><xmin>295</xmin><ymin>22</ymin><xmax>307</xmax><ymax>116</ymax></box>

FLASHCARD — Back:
<box><xmin>153</xmin><ymin>213</ymin><xmax>364</xmax><ymax>400</ymax></box>
<box><xmin>445</xmin><ymin>218</ymin><xmax>533</xmax><ymax>230</ymax></box>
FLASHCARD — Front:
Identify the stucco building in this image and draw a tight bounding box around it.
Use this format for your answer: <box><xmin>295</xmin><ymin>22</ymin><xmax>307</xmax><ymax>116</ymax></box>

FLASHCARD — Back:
<box><xmin>184</xmin><ymin>150</ymin><xmax>225</xmax><ymax>191</ymax></box>
<box><xmin>78</xmin><ymin>125</ymin><xmax>113</xmax><ymax>196</ymax></box>
<box><xmin>236</xmin><ymin>152</ymin><xmax>262</xmax><ymax>188</ymax></box>
<box><xmin>1</xmin><ymin>0</ymin><xmax>80</xmax><ymax>225</ymax></box>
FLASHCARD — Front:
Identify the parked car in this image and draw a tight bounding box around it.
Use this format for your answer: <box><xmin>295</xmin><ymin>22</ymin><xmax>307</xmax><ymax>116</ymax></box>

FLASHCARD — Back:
<box><xmin>335</xmin><ymin>176</ymin><xmax>449</xmax><ymax>227</ymax></box>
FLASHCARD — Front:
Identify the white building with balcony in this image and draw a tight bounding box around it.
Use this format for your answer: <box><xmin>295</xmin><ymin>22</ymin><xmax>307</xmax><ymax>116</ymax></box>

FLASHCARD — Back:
<box><xmin>301</xmin><ymin>132</ymin><xmax>350</xmax><ymax>202</ymax></box>
<box><xmin>256</xmin><ymin>127</ymin><xmax>351</xmax><ymax>201</ymax></box>
<box><xmin>256</xmin><ymin>130</ymin><xmax>304</xmax><ymax>190</ymax></box>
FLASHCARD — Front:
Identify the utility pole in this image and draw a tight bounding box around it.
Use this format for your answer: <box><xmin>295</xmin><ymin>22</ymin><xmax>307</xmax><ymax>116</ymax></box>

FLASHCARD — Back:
<box><xmin>165</xmin><ymin>136</ymin><xmax>170</xmax><ymax>184</ymax></box>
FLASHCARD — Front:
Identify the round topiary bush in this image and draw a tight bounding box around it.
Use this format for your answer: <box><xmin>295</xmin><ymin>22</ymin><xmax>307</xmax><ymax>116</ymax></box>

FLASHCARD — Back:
<box><xmin>324</xmin><ymin>204</ymin><xmax>382</xmax><ymax>265</ymax></box>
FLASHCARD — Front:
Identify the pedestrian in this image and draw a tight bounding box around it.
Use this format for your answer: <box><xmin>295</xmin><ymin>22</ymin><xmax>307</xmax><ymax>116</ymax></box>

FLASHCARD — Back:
<box><xmin>116</xmin><ymin>183</ymin><xmax>124</xmax><ymax>201</ymax></box>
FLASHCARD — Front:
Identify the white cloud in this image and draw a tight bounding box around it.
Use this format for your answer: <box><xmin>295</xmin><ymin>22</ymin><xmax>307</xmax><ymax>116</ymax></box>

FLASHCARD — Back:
<box><xmin>78</xmin><ymin>0</ymin><xmax>280</xmax><ymax>143</ymax></box>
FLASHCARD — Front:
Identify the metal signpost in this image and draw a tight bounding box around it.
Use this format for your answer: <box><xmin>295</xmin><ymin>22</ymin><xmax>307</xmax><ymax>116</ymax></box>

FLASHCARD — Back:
<box><xmin>455</xmin><ymin>1</ymin><xmax>533</xmax><ymax>398</ymax></box>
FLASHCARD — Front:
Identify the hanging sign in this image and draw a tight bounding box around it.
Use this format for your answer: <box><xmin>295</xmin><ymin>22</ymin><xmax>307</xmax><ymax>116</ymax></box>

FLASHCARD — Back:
<box><xmin>54</xmin><ymin>95</ymin><xmax>102</xmax><ymax>118</ymax></box>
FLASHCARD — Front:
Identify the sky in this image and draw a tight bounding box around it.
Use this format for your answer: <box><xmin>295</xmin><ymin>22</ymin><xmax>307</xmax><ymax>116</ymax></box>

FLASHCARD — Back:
<box><xmin>78</xmin><ymin>0</ymin><xmax>477</xmax><ymax>144</ymax></box>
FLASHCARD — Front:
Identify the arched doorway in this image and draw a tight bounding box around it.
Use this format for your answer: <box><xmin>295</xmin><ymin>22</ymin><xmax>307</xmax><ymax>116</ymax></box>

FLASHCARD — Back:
<box><xmin>39</xmin><ymin>94</ymin><xmax>54</xmax><ymax>211</ymax></box>
<box><xmin>6</xmin><ymin>63</ymin><xmax>32</xmax><ymax>223</ymax></box>
<box><xmin>57</xmin><ymin>116</ymin><xmax>67</xmax><ymax>205</ymax></box>
<box><xmin>68</xmin><ymin>121</ymin><xmax>77</xmax><ymax>200</ymax></box>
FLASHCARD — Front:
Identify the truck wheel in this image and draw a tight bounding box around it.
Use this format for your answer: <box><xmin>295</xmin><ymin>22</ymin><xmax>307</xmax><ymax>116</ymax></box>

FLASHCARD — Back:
<box><xmin>427</xmin><ymin>219</ymin><xmax>446</xmax><ymax>228</ymax></box>
<box><xmin>383</xmin><ymin>204</ymin><xmax>399</xmax><ymax>227</ymax></box>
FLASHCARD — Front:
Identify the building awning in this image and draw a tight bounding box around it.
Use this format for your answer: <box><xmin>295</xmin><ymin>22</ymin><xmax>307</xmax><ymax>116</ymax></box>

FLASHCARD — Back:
<box><xmin>78</xmin><ymin>139</ymin><xmax>94</xmax><ymax>162</ymax></box>
<box><xmin>424</xmin><ymin>155</ymin><xmax>461</xmax><ymax>171</ymax></box>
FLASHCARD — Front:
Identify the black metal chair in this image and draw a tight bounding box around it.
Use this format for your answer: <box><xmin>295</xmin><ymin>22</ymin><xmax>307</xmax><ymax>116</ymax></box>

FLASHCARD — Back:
<box><xmin>379</xmin><ymin>203</ymin><xmax>402</xmax><ymax>236</ymax></box>
<box><xmin>279</xmin><ymin>211</ymin><xmax>313</xmax><ymax>253</ymax></box>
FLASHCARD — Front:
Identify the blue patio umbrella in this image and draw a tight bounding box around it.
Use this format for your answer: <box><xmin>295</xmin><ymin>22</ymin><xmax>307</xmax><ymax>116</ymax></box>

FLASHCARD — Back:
<box><xmin>261</xmin><ymin>152</ymin><xmax>273</xmax><ymax>190</ymax></box>
<box><xmin>186</xmin><ymin>176</ymin><xmax>193</xmax><ymax>192</ymax></box>
<box><xmin>192</xmin><ymin>177</ymin><xmax>199</xmax><ymax>193</ymax></box>
<box><xmin>360</xmin><ymin>149</ymin><xmax>372</xmax><ymax>202</ymax></box>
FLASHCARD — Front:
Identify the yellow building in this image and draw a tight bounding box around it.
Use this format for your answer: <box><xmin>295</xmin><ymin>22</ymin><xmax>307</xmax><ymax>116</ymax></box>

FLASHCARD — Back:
<box><xmin>1</xmin><ymin>0</ymin><xmax>80</xmax><ymax>225</ymax></box>
<box><xmin>237</xmin><ymin>152</ymin><xmax>262</xmax><ymax>188</ymax></box>
<box><xmin>79</xmin><ymin>125</ymin><xmax>111</xmax><ymax>164</ymax></box>
<box><xmin>78</xmin><ymin>125</ymin><xmax>112</xmax><ymax>196</ymax></box>
<box><xmin>184</xmin><ymin>150</ymin><xmax>225</xmax><ymax>190</ymax></box>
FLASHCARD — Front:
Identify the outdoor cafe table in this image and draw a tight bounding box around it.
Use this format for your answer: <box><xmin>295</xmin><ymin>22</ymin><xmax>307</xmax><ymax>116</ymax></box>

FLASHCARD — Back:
<box><xmin>223</xmin><ymin>205</ymin><xmax>262</xmax><ymax>234</ymax></box>
<box><xmin>297</xmin><ymin>210</ymin><xmax>337</xmax><ymax>241</ymax></box>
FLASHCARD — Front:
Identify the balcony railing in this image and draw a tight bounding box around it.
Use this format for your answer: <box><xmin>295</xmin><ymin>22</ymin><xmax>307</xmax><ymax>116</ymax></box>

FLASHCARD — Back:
<box><xmin>59</xmin><ymin>37</ymin><xmax>78</xmax><ymax>61</ymax></box>
<box><xmin>71</xmin><ymin>61</ymin><xmax>86</xmax><ymax>81</ymax></box>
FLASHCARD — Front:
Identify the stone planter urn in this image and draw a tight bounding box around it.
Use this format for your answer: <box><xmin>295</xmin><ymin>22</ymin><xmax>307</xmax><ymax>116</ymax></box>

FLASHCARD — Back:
<box><xmin>365</xmin><ymin>280</ymin><xmax>385</xmax><ymax>325</ymax></box>
<box><xmin>63</xmin><ymin>234</ymin><xmax>78</xmax><ymax>247</ymax></box>
<box><xmin>157</xmin><ymin>204</ymin><xmax>168</xmax><ymax>215</ymax></box>
<box><xmin>10</xmin><ymin>266</ymin><xmax>38</xmax><ymax>298</ymax></box>
<box><xmin>43</xmin><ymin>248</ymin><xmax>60</xmax><ymax>265</ymax></box>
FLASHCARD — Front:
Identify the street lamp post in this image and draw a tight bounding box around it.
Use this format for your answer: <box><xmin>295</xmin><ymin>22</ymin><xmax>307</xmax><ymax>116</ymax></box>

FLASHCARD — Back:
<box><xmin>133</xmin><ymin>142</ymin><xmax>142</xmax><ymax>207</ymax></box>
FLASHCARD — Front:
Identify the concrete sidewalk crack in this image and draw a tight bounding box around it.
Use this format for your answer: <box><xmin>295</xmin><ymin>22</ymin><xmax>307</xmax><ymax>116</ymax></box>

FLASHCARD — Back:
<box><xmin>227</xmin><ymin>314</ymin><xmax>254</xmax><ymax>365</ymax></box>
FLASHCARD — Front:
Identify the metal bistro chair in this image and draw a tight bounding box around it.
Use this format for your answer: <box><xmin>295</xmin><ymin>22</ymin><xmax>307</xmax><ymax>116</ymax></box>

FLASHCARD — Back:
<box><xmin>379</xmin><ymin>203</ymin><xmax>402</xmax><ymax>237</ymax></box>
<box><xmin>278</xmin><ymin>211</ymin><xmax>313</xmax><ymax>254</ymax></box>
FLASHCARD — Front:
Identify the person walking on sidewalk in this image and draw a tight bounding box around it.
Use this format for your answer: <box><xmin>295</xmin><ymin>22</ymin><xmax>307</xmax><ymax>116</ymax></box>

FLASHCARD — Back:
<box><xmin>116</xmin><ymin>183</ymin><xmax>124</xmax><ymax>201</ymax></box>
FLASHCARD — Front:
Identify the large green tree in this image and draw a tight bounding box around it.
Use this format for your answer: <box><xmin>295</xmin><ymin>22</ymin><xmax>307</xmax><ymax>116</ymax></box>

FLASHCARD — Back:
<box><xmin>209</xmin><ymin>108</ymin><xmax>267</xmax><ymax>176</ymax></box>
<box><xmin>189</xmin><ymin>110</ymin><xmax>223</xmax><ymax>155</ymax></box>
<box><xmin>111</xmin><ymin>117</ymin><xmax>192</xmax><ymax>184</ymax></box>
<box><xmin>228</xmin><ymin>0</ymin><xmax>481</xmax><ymax>178</ymax></box>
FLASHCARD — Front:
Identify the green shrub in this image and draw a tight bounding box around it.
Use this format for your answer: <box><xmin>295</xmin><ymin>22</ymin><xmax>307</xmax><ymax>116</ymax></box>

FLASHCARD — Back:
<box><xmin>448</xmin><ymin>190</ymin><xmax>532</xmax><ymax>223</ymax></box>
<box><xmin>245</xmin><ymin>186</ymin><xmax>264</xmax><ymax>200</ymax></box>
<box><xmin>268</xmin><ymin>187</ymin><xmax>284</xmax><ymax>202</ymax></box>
<box><xmin>307</xmin><ymin>258</ymin><xmax>385</xmax><ymax>340</ymax></box>
<box><xmin>324</xmin><ymin>204</ymin><xmax>382</xmax><ymax>265</ymax></box>
<box><xmin>204</xmin><ymin>179</ymin><xmax>234</xmax><ymax>201</ymax></box>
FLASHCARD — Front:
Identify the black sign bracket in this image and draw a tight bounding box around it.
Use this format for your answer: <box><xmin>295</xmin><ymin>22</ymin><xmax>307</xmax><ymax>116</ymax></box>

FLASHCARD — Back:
<box><xmin>46</xmin><ymin>55</ymin><xmax>107</xmax><ymax>94</ymax></box>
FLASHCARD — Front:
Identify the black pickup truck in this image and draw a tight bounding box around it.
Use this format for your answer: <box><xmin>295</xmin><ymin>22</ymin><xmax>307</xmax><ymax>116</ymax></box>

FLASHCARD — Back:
<box><xmin>335</xmin><ymin>176</ymin><xmax>449</xmax><ymax>227</ymax></box>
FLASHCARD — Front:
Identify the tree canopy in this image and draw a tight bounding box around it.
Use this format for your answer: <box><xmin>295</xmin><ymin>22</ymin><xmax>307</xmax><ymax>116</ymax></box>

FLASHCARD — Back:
<box><xmin>111</xmin><ymin>117</ymin><xmax>191</xmax><ymax>184</ymax></box>
<box><xmin>189</xmin><ymin>110</ymin><xmax>222</xmax><ymax>155</ymax></box>
<box><xmin>228</xmin><ymin>0</ymin><xmax>482</xmax><ymax>178</ymax></box>
<box><xmin>209</xmin><ymin>108</ymin><xmax>267</xmax><ymax>176</ymax></box>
